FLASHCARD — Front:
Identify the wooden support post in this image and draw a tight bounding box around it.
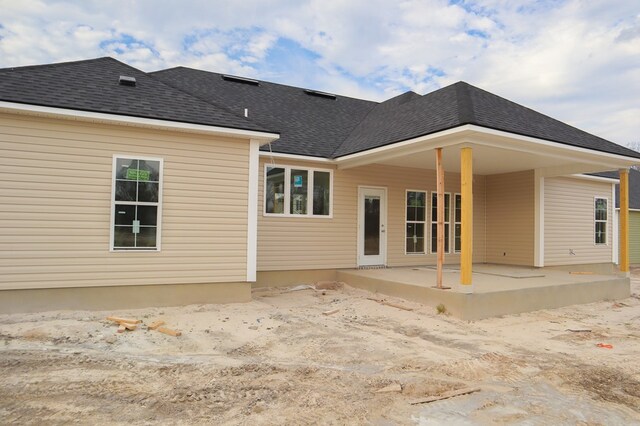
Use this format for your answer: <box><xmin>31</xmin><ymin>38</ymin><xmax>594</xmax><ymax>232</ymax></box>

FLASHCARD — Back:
<box><xmin>436</xmin><ymin>148</ymin><xmax>445</xmax><ymax>289</ymax></box>
<box><xmin>461</xmin><ymin>147</ymin><xmax>473</xmax><ymax>286</ymax></box>
<box><xmin>620</xmin><ymin>168</ymin><xmax>629</xmax><ymax>273</ymax></box>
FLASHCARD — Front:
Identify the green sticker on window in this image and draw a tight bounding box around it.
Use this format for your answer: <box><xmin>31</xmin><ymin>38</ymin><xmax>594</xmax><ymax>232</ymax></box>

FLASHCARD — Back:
<box><xmin>126</xmin><ymin>169</ymin><xmax>151</xmax><ymax>181</ymax></box>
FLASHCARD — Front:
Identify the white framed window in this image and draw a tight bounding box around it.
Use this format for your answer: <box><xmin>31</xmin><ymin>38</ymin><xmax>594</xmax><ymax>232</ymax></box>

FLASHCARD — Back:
<box><xmin>430</xmin><ymin>192</ymin><xmax>451</xmax><ymax>254</ymax></box>
<box><xmin>454</xmin><ymin>193</ymin><xmax>461</xmax><ymax>253</ymax></box>
<box><xmin>264</xmin><ymin>164</ymin><xmax>333</xmax><ymax>217</ymax></box>
<box><xmin>110</xmin><ymin>155</ymin><xmax>163</xmax><ymax>251</ymax></box>
<box><xmin>594</xmin><ymin>197</ymin><xmax>608</xmax><ymax>245</ymax></box>
<box><xmin>405</xmin><ymin>190</ymin><xmax>427</xmax><ymax>254</ymax></box>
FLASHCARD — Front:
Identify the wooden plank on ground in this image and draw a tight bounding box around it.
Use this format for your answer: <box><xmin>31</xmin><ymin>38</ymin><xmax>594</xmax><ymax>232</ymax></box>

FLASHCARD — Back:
<box><xmin>148</xmin><ymin>320</ymin><xmax>166</xmax><ymax>330</ymax></box>
<box><xmin>107</xmin><ymin>316</ymin><xmax>142</xmax><ymax>324</ymax></box>
<box><xmin>157</xmin><ymin>327</ymin><xmax>182</xmax><ymax>337</ymax></box>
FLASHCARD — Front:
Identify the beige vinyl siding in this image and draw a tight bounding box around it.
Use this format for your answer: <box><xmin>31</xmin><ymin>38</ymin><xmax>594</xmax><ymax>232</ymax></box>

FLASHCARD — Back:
<box><xmin>0</xmin><ymin>112</ymin><xmax>250</xmax><ymax>290</ymax></box>
<box><xmin>257</xmin><ymin>158</ymin><xmax>486</xmax><ymax>271</ymax></box>
<box><xmin>485</xmin><ymin>170</ymin><xmax>534</xmax><ymax>266</ymax></box>
<box><xmin>544</xmin><ymin>177</ymin><xmax>612</xmax><ymax>265</ymax></box>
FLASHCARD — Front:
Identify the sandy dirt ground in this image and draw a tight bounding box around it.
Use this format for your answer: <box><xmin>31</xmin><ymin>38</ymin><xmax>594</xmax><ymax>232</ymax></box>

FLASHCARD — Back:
<box><xmin>1</xmin><ymin>272</ymin><xmax>640</xmax><ymax>425</ymax></box>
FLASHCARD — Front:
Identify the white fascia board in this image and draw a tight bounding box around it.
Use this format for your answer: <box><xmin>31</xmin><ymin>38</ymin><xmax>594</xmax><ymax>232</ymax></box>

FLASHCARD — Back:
<box><xmin>0</xmin><ymin>101</ymin><xmax>280</xmax><ymax>143</ymax></box>
<box><xmin>258</xmin><ymin>150</ymin><xmax>335</xmax><ymax>163</ymax></box>
<box><xmin>333</xmin><ymin>124</ymin><xmax>640</xmax><ymax>170</ymax></box>
<box><xmin>466</xmin><ymin>125</ymin><xmax>640</xmax><ymax>167</ymax></box>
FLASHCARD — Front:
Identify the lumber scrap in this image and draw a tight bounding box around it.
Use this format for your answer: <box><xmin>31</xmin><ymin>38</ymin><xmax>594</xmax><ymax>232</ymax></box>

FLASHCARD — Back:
<box><xmin>147</xmin><ymin>320</ymin><xmax>166</xmax><ymax>330</ymax></box>
<box><xmin>569</xmin><ymin>271</ymin><xmax>594</xmax><ymax>275</ymax></box>
<box><xmin>410</xmin><ymin>387</ymin><xmax>480</xmax><ymax>405</ymax></box>
<box><xmin>366</xmin><ymin>297</ymin><xmax>414</xmax><ymax>311</ymax></box>
<box><xmin>322</xmin><ymin>309</ymin><xmax>339</xmax><ymax>316</ymax></box>
<box><xmin>381</xmin><ymin>301</ymin><xmax>414</xmax><ymax>311</ymax></box>
<box><xmin>107</xmin><ymin>316</ymin><xmax>142</xmax><ymax>325</ymax></box>
<box><xmin>157</xmin><ymin>327</ymin><xmax>182</xmax><ymax>337</ymax></box>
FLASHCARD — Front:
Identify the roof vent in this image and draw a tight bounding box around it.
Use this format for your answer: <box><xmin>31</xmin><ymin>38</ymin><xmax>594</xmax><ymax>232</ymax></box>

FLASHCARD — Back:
<box><xmin>119</xmin><ymin>75</ymin><xmax>137</xmax><ymax>87</ymax></box>
<box><xmin>221</xmin><ymin>74</ymin><xmax>260</xmax><ymax>86</ymax></box>
<box><xmin>304</xmin><ymin>89</ymin><xmax>336</xmax><ymax>100</ymax></box>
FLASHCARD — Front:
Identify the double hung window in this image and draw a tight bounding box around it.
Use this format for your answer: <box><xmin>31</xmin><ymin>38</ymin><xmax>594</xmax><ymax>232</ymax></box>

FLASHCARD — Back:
<box><xmin>111</xmin><ymin>156</ymin><xmax>162</xmax><ymax>251</ymax></box>
<box><xmin>594</xmin><ymin>198</ymin><xmax>607</xmax><ymax>245</ymax></box>
<box><xmin>406</xmin><ymin>191</ymin><xmax>426</xmax><ymax>254</ymax></box>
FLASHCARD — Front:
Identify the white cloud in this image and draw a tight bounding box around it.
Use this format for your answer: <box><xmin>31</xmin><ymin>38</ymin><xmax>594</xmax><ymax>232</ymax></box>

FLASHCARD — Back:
<box><xmin>0</xmin><ymin>0</ymin><xmax>638</xmax><ymax>145</ymax></box>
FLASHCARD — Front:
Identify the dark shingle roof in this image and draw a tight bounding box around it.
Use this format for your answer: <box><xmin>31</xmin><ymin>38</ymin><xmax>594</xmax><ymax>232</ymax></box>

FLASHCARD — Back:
<box><xmin>592</xmin><ymin>169</ymin><xmax>640</xmax><ymax>209</ymax></box>
<box><xmin>150</xmin><ymin>67</ymin><xmax>377</xmax><ymax>158</ymax></box>
<box><xmin>0</xmin><ymin>57</ymin><xmax>272</xmax><ymax>133</ymax></box>
<box><xmin>333</xmin><ymin>82</ymin><xmax>640</xmax><ymax>159</ymax></box>
<box><xmin>2</xmin><ymin>57</ymin><xmax>638</xmax><ymax>162</ymax></box>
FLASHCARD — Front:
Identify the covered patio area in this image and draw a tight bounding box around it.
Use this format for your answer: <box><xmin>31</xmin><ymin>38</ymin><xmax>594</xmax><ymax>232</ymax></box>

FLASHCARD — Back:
<box><xmin>337</xmin><ymin>264</ymin><xmax>629</xmax><ymax>320</ymax></box>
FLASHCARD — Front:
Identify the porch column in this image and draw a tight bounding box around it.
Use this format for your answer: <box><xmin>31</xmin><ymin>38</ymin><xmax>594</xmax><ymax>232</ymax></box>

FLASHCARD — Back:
<box><xmin>620</xmin><ymin>168</ymin><xmax>629</xmax><ymax>273</ymax></box>
<box><xmin>460</xmin><ymin>147</ymin><xmax>473</xmax><ymax>287</ymax></box>
<box><xmin>436</xmin><ymin>148</ymin><xmax>445</xmax><ymax>288</ymax></box>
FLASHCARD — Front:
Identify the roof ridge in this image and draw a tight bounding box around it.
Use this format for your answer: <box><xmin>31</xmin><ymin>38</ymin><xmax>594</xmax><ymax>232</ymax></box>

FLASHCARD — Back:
<box><xmin>152</xmin><ymin>66</ymin><xmax>380</xmax><ymax>104</ymax></box>
<box><xmin>0</xmin><ymin>56</ymin><xmax>114</xmax><ymax>73</ymax></box>
<box><xmin>329</xmin><ymin>92</ymin><xmax>388</xmax><ymax>158</ymax></box>
<box><xmin>455</xmin><ymin>82</ymin><xmax>476</xmax><ymax>124</ymax></box>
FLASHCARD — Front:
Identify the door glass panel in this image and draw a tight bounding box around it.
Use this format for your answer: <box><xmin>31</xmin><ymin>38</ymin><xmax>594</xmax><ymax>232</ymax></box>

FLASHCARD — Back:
<box><xmin>364</xmin><ymin>196</ymin><xmax>380</xmax><ymax>256</ymax></box>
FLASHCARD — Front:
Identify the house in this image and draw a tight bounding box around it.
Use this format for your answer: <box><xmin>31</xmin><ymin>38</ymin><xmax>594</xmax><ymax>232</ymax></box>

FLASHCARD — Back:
<box><xmin>0</xmin><ymin>57</ymin><xmax>638</xmax><ymax>314</ymax></box>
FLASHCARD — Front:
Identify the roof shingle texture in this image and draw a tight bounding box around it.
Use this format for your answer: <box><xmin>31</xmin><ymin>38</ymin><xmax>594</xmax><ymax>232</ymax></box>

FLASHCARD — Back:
<box><xmin>151</xmin><ymin>67</ymin><xmax>376</xmax><ymax>158</ymax></box>
<box><xmin>333</xmin><ymin>82</ymin><xmax>640</xmax><ymax>159</ymax></box>
<box><xmin>0</xmin><ymin>57</ymin><xmax>270</xmax><ymax>133</ymax></box>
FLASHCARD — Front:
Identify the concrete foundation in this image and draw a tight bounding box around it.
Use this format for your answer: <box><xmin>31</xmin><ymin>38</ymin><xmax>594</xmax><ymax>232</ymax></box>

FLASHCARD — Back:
<box><xmin>255</xmin><ymin>269</ymin><xmax>338</xmax><ymax>288</ymax></box>
<box><xmin>337</xmin><ymin>264</ymin><xmax>630</xmax><ymax>320</ymax></box>
<box><xmin>0</xmin><ymin>282</ymin><xmax>251</xmax><ymax>314</ymax></box>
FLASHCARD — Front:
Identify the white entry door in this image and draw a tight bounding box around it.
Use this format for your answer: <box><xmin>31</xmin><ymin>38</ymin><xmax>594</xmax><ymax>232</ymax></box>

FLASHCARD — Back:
<box><xmin>358</xmin><ymin>187</ymin><xmax>387</xmax><ymax>266</ymax></box>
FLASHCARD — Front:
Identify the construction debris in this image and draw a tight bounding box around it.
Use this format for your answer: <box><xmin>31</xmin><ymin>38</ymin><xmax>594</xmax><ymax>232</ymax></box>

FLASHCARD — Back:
<box><xmin>157</xmin><ymin>327</ymin><xmax>182</xmax><ymax>337</ymax></box>
<box><xmin>107</xmin><ymin>316</ymin><xmax>142</xmax><ymax>325</ymax></box>
<box><xmin>566</xmin><ymin>329</ymin><xmax>592</xmax><ymax>333</ymax></box>
<box><xmin>147</xmin><ymin>320</ymin><xmax>166</xmax><ymax>330</ymax></box>
<box><xmin>116</xmin><ymin>323</ymin><xmax>137</xmax><ymax>333</ymax></box>
<box><xmin>569</xmin><ymin>271</ymin><xmax>594</xmax><ymax>275</ymax></box>
<box><xmin>322</xmin><ymin>309</ymin><xmax>340</xmax><ymax>316</ymax></box>
<box><xmin>410</xmin><ymin>387</ymin><xmax>481</xmax><ymax>405</ymax></box>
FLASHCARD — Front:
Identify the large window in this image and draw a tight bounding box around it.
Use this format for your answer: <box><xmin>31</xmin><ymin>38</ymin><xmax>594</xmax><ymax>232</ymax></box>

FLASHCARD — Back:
<box><xmin>264</xmin><ymin>165</ymin><xmax>332</xmax><ymax>217</ymax></box>
<box><xmin>111</xmin><ymin>156</ymin><xmax>163</xmax><ymax>251</ymax></box>
<box><xmin>406</xmin><ymin>191</ymin><xmax>426</xmax><ymax>254</ymax></box>
<box><xmin>595</xmin><ymin>197</ymin><xmax>607</xmax><ymax>245</ymax></box>
<box><xmin>430</xmin><ymin>192</ymin><xmax>451</xmax><ymax>254</ymax></box>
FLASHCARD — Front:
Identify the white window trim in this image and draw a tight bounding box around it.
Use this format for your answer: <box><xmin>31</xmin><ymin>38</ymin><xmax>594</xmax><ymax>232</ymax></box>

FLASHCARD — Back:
<box><xmin>453</xmin><ymin>193</ymin><xmax>461</xmax><ymax>254</ymax></box>
<box><xmin>109</xmin><ymin>154</ymin><xmax>164</xmax><ymax>252</ymax></box>
<box><xmin>405</xmin><ymin>189</ymin><xmax>427</xmax><ymax>255</ymax></box>
<box><xmin>594</xmin><ymin>196</ymin><xmax>608</xmax><ymax>246</ymax></box>
<box><xmin>263</xmin><ymin>164</ymin><xmax>333</xmax><ymax>218</ymax></box>
<box><xmin>429</xmin><ymin>191</ymin><xmax>452</xmax><ymax>255</ymax></box>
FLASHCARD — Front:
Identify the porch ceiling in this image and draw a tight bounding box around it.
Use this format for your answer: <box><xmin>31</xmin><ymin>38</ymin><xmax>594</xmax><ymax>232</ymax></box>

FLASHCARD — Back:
<box><xmin>379</xmin><ymin>144</ymin><xmax>570</xmax><ymax>175</ymax></box>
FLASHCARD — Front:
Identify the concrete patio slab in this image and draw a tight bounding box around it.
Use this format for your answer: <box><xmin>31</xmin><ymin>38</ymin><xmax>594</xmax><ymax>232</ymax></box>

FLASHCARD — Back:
<box><xmin>336</xmin><ymin>264</ymin><xmax>629</xmax><ymax>320</ymax></box>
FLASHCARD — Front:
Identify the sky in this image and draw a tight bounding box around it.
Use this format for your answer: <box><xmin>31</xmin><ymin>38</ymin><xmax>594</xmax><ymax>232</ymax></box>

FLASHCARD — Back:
<box><xmin>0</xmin><ymin>0</ymin><xmax>639</xmax><ymax>146</ymax></box>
